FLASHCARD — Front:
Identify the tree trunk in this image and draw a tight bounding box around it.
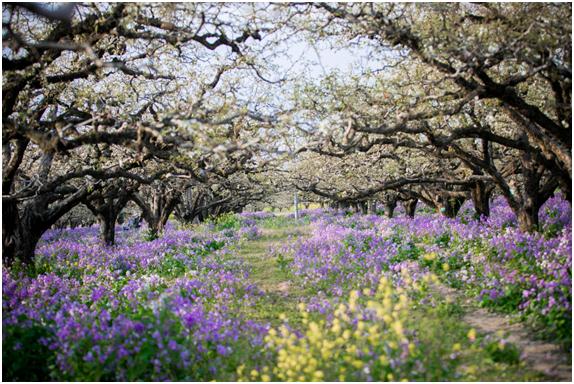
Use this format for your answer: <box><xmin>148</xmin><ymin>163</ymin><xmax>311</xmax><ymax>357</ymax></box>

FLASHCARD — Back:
<box><xmin>403</xmin><ymin>199</ymin><xmax>418</xmax><ymax>218</ymax></box>
<box><xmin>2</xmin><ymin>200</ymin><xmax>19</xmax><ymax>264</ymax></box>
<box><xmin>384</xmin><ymin>200</ymin><xmax>397</xmax><ymax>218</ymax></box>
<box><xmin>367</xmin><ymin>200</ymin><xmax>376</xmax><ymax>214</ymax></box>
<box><xmin>515</xmin><ymin>133</ymin><xmax>545</xmax><ymax>233</ymax></box>
<box><xmin>98</xmin><ymin>213</ymin><xmax>116</xmax><ymax>246</ymax></box>
<box><xmin>7</xmin><ymin>227</ymin><xmax>41</xmax><ymax>266</ymax></box>
<box><xmin>3</xmin><ymin>203</ymin><xmax>54</xmax><ymax>265</ymax></box>
<box><xmin>517</xmin><ymin>207</ymin><xmax>539</xmax><ymax>232</ymax></box>
<box><xmin>294</xmin><ymin>192</ymin><xmax>299</xmax><ymax>219</ymax></box>
<box><xmin>132</xmin><ymin>189</ymin><xmax>180</xmax><ymax>237</ymax></box>
<box><xmin>470</xmin><ymin>182</ymin><xmax>492</xmax><ymax>219</ymax></box>
<box><xmin>3</xmin><ymin>201</ymin><xmax>43</xmax><ymax>265</ymax></box>
<box><xmin>7</xmin><ymin>186</ymin><xmax>93</xmax><ymax>265</ymax></box>
<box><xmin>86</xmin><ymin>194</ymin><xmax>130</xmax><ymax>246</ymax></box>
<box><xmin>440</xmin><ymin>195</ymin><xmax>466</xmax><ymax>218</ymax></box>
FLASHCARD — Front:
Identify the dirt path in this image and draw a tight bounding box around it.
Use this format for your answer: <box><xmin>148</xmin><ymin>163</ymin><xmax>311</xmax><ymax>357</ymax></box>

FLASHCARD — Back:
<box><xmin>435</xmin><ymin>283</ymin><xmax>572</xmax><ymax>381</ymax></box>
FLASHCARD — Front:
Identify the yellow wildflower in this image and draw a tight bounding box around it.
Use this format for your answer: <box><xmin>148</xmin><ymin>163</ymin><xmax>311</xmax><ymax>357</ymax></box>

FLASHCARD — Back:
<box><xmin>342</xmin><ymin>330</ymin><xmax>351</xmax><ymax>340</ymax></box>
<box><xmin>391</xmin><ymin>321</ymin><xmax>403</xmax><ymax>336</ymax></box>
<box><xmin>379</xmin><ymin>355</ymin><xmax>388</xmax><ymax>365</ymax></box>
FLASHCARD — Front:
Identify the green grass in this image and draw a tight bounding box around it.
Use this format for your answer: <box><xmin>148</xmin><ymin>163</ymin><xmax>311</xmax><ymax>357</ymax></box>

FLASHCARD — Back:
<box><xmin>259</xmin><ymin>216</ymin><xmax>310</xmax><ymax>229</ymax></box>
<box><xmin>238</xmin><ymin>227</ymin><xmax>311</xmax><ymax>327</ymax></box>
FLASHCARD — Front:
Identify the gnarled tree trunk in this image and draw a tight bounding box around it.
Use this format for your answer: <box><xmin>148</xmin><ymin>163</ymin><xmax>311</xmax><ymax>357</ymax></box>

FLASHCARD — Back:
<box><xmin>402</xmin><ymin>198</ymin><xmax>418</xmax><ymax>218</ymax></box>
<box><xmin>509</xmin><ymin>133</ymin><xmax>559</xmax><ymax>233</ymax></box>
<box><xmin>97</xmin><ymin>213</ymin><xmax>117</xmax><ymax>246</ymax></box>
<box><xmin>132</xmin><ymin>186</ymin><xmax>181</xmax><ymax>238</ymax></box>
<box><xmin>3</xmin><ymin>187</ymin><xmax>91</xmax><ymax>265</ymax></box>
<box><xmin>470</xmin><ymin>181</ymin><xmax>493</xmax><ymax>219</ymax></box>
<box><xmin>85</xmin><ymin>187</ymin><xmax>133</xmax><ymax>246</ymax></box>
<box><xmin>384</xmin><ymin>199</ymin><xmax>397</xmax><ymax>218</ymax></box>
<box><xmin>3</xmin><ymin>201</ymin><xmax>43</xmax><ymax>265</ymax></box>
<box><xmin>367</xmin><ymin>200</ymin><xmax>376</xmax><ymax>214</ymax></box>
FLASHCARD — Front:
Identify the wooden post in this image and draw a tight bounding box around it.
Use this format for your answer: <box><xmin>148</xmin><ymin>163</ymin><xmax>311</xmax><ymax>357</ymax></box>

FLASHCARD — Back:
<box><xmin>294</xmin><ymin>192</ymin><xmax>299</xmax><ymax>220</ymax></box>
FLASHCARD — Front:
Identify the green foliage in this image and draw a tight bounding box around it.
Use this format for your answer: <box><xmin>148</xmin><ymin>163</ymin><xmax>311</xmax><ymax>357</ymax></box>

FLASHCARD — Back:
<box><xmin>387</xmin><ymin>241</ymin><xmax>422</xmax><ymax>266</ymax></box>
<box><xmin>543</xmin><ymin>222</ymin><xmax>563</xmax><ymax>239</ymax></box>
<box><xmin>480</xmin><ymin>286</ymin><xmax>524</xmax><ymax>313</ymax></box>
<box><xmin>434</xmin><ymin>231</ymin><xmax>452</xmax><ymax>247</ymax></box>
<box><xmin>276</xmin><ymin>253</ymin><xmax>292</xmax><ymax>274</ymax></box>
<box><xmin>527</xmin><ymin>306</ymin><xmax>572</xmax><ymax>349</ymax></box>
<box><xmin>483</xmin><ymin>337</ymin><xmax>521</xmax><ymax>365</ymax></box>
<box><xmin>156</xmin><ymin>253</ymin><xmax>188</xmax><ymax>278</ymax></box>
<box><xmin>212</xmin><ymin>213</ymin><xmax>241</xmax><ymax>232</ymax></box>
<box><xmin>387</xmin><ymin>226</ymin><xmax>405</xmax><ymax>244</ymax></box>
<box><xmin>143</xmin><ymin>229</ymin><xmax>160</xmax><ymax>242</ymax></box>
<box><xmin>408</xmin><ymin>288</ymin><xmax>537</xmax><ymax>381</ymax></box>
<box><xmin>342</xmin><ymin>234</ymin><xmax>372</xmax><ymax>253</ymax></box>
<box><xmin>3</xmin><ymin>321</ymin><xmax>55</xmax><ymax>381</ymax></box>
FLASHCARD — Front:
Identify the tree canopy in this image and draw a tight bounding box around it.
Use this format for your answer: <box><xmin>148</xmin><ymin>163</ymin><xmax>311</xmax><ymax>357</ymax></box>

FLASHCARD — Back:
<box><xmin>2</xmin><ymin>2</ymin><xmax>571</xmax><ymax>264</ymax></box>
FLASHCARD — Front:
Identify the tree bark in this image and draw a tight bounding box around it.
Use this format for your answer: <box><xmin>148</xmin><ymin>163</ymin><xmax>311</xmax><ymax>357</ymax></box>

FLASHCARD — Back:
<box><xmin>85</xmin><ymin>188</ymin><xmax>132</xmax><ymax>246</ymax></box>
<box><xmin>3</xmin><ymin>187</ymin><xmax>91</xmax><ymax>265</ymax></box>
<box><xmin>367</xmin><ymin>200</ymin><xmax>376</xmax><ymax>214</ymax></box>
<box><xmin>439</xmin><ymin>195</ymin><xmax>466</xmax><ymax>218</ymax></box>
<box><xmin>132</xmin><ymin>187</ymin><xmax>180</xmax><ymax>237</ymax></box>
<box><xmin>517</xmin><ymin>207</ymin><xmax>539</xmax><ymax>233</ymax></box>
<box><xmin>506</xmin><ymin>132</ymin><xmax>557</xmax><ymax>233</ymax></box>
<box><xmin>5</xmin><ymin>224</ymin><xmax>42</xmax><ymax>266</ymax></box>
<box><xmin>2</xmin><ymin>201</ymin><xmax>42</xmax><ymax>265</ymax></box>
<box><xmin>384</xmin><ymin>200</ymin><xmax>397</xmax><ymax>218</ymax></box>
<box><xmin>470</xmin><ymin>181</ymin><xmax>493</xmax><ymax>219</ymax></box>
<box><xmin>98</xmin><ymin>213</ymin><xmax>116</xmax><ymax>246</ymax></box>
<box><xmin>403</xmin><ymin>198</ymin><xmax>418</xmax><ymax>218</ymax></box>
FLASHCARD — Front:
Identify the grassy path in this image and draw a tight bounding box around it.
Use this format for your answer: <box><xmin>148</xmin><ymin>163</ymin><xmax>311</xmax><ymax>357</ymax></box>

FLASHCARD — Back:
<box><xmin>238</xmin><ymin>225</ymin><xmax>310</xmax><ymax>327</ymax></box>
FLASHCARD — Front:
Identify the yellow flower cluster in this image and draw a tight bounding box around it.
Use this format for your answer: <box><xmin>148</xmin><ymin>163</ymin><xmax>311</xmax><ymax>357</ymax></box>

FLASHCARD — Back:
<box><xmin>239</xmin><ymin>276</ymin><xmax>420</xmax><ymax>381</ymax></box>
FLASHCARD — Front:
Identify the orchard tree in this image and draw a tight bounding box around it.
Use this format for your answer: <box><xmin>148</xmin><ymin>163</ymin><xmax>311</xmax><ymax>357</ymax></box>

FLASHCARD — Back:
<box><xmin>310</xmin><ymin>2</ymin><xmax>571</xmax><ymax>174</ymax></box>
<box><xmin>2</xmin><ymin>3</ymin><xmax>283</xmax><ymax>264</ymax></box>
<box><xmin>285</xmin><ymin>3</ymin><xmax>571</xmax><ymax>231</ymax></box>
